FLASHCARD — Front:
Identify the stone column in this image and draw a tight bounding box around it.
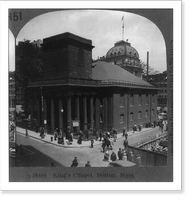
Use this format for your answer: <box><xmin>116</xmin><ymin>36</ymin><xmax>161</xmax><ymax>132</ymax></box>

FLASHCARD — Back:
<box><xmin>95</xmin><ymin>97</ymin><xmax>100</xmax><ymax>130</ymax></box>
<box><xmin>83</xmin><ymin>96</ymin><xmax>87</xmax><ymax>131</ymax></box>
<box><xmin>108</xmin><ymin>96</ymin><xmax>112</xmax><ymax>130</ymax></box>
<box><xmin>104</xmin><ymin>97</ymin><xmax>108</xmax><ymax>131</ymax></box>
<box><xmin>30</xmin><ymin>98</ymin><xmax>34</xmax><ymax>128</ymax></box>
<box><xmin>67</xmin><ymin>96</ymin><xmax>72</xmax><ymax>133</ymax></box>
<box><xmin>51</xmin><ymin>99</ymin><xmax>55</xmax><ymax>133</ymax></box>
<box><xmin>90</xmin><ymin>96</ymin><xmax>94</xmax><ymax>131</ymax></box>
<box><xmin>44</xmin><ymin>98</ymin><xmax>47</xmax><ymax>130</ymax></box>
<box><xmin>75</xmin><ymin>96</ymin><xmax>80</xmax><ymax>131</ymax></box>
<box><xmin>36</xmin><ymin>98</ymin><xmax>40</xmax><ymax>128</ymax></box>
<box><xmin>59</xmin><ymin>99</ymin><xmax>63</xmax><ymax>130</ymax></box>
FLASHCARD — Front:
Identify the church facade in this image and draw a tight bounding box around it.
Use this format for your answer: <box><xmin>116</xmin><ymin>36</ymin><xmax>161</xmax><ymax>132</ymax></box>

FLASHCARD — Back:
<box><xmin>28</xmin><ymin>32</ymin><xmax>157</xmax><ymax>136</ymax></box>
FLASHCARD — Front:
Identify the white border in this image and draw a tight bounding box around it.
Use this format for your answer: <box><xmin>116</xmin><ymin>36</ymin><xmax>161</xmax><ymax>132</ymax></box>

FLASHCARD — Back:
<box><xmin>0</xmin><ymin>1</ymin><xmax>181</xmax><ymax>191</ymax></box>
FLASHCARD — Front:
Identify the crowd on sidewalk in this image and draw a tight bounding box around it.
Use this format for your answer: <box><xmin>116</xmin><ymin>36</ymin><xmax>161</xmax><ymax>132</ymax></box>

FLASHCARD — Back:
<box><xmin>21</xmin><ymin>122</ymin><xmax>165</xmax><ymax>167</ymax></box>
<box><xmin>68</xmin><ymin>127</ymin><xmax>142</xmax><ymax>167</ymax></box>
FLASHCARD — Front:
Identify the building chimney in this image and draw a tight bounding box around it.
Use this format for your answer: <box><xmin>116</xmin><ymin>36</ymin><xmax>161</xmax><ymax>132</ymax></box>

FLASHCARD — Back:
<box><xmin>147</xmin><ymin>51</ymin><xmax>149</xmax><ymax>82</ymax></box>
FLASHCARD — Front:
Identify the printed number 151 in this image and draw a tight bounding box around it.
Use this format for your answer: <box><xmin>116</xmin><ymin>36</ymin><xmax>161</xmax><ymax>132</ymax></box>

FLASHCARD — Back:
<box><xmin>9</xmin><ymin>12</ymin><xmax>22</xmax><ymax>21</ymax></box>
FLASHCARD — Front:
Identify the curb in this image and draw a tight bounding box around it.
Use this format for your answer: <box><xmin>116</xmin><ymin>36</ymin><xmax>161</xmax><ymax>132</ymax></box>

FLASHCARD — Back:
<box><xmin>17</xmin><ymin>131</ymin><xmax>102</xmax><ymax>148</ymax></box>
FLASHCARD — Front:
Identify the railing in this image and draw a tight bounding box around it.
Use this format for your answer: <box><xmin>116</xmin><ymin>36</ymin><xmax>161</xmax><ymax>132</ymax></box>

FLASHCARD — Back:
<box><xmin>132</xmin><ymin>132</ymin><xmax>167</xmax><ymax>148</ymax></box>
<box><xmin>127</xmin><ymin>144</ymin><xmax>167</xmax><ymax>167</ymax></box>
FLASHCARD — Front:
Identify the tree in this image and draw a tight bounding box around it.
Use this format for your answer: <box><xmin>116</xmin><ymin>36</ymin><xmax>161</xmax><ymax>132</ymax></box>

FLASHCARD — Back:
<box><xmin>139</xmin><ymin>60</ymin><xmax>160</xmax><ymax>76</ymax></box>
<box><xmin>16</xmin><ymin>40</ymin><xmax>43</xmax><ymax>117</ymax></box>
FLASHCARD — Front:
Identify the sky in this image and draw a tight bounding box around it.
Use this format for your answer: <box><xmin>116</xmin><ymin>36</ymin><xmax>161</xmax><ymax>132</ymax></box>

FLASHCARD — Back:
<box><xmin>9</xmin><ymin>10</ymin><xmax>166</xmax><ymax>72</ymax></box>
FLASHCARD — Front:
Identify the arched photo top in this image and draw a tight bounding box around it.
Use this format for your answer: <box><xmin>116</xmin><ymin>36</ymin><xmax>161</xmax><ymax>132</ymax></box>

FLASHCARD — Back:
<box><xmin>9</xmin><ymin>9</ymin><xmax>168</xmax><ymax>73</ymax></box>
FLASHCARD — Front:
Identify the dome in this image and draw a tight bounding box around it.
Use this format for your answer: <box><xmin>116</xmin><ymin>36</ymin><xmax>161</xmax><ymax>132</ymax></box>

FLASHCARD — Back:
<box><xmin>106</xmin><ymin>40</ymin><xmax>139</xmax><ymax>59</ymax></box>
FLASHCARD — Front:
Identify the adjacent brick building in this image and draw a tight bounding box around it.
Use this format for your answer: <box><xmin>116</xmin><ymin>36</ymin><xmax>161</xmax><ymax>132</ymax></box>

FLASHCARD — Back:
<box><xmin>144</xmin><ymin>71</ymin><xmax>167</xmax><ymax>109</ymax></box>
<box><xmin>28</xmin><ymin>32</ymin><xmax>158</xmax><ymax>135</ymax></box>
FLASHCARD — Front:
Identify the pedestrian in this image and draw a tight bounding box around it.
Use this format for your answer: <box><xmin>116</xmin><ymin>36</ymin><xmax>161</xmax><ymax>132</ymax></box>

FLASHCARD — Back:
<box><xmin>124</xmin><ymin>130</ymin><xmax>128</xmax><ymax>139</ymax></box>
<box><xmin>77</xmin><ymin>130</ymin><xmax>83</xmax><ymax>144</ymax></box>
<box><xmin>25</xmin><ymin>129</ymin><xmax>28</xmax><ymax>137</ymax></box>
<box><xmin>51</xmin><ymin>162</ymin><xmax>55</xmax><ymax>167</ymax></box>
<box><xmin>118</xmin><ymin>148</ymin><xmax>122</xmax><ymax>160</ymax></box>
<box><xmin>90</xmin><ymin>138</ymin><xmax>94</xmax><ymax>148</ymax></box>
<box><xmin>122</xmin><ymin>151</ymin><xmax>128</xmax><ymax>161</ymax></box>
<box><xmin>136</xmin><ymin>154</ymin><xmax>142</xmax><ymax>166</ymax></box>
<box><xmin>123</xmin><ymin>127</ymin><xmax>126</xmax><ymax>137</ymax></box>
<box><xmin>40</xmin><ymin>127</ymin><xmax>45</xmax><ymax>139</ymax></box>
<box><xmin>123</xmin><ymin>138</ymin><xmax>129</xmax><ymax>150</ymax></box>
<box><xmin>110</xmin><ymin>151</ymin><xmax>117</xmax><ymax>162</ymax></box>
<box><xmin>61</xmin><ymin>129</ymin><xmax>65</xmax><ymax>144</ymax></box>
<box><xmin>106</xmin><ymin>131</ymin><xmax>110</xmax><ymax>138</ymax></box>
<box><xmin>129</xmin><ymin>152</ymin><xmax>135</xmax><ymax>163</ymax></box>
<box><xmin>138</xmin><ymin>124</ymin><xmax>142</xmax><ymax>131</ymax></box>
<box><xmin>99</xmin><ymin>130</ymin><xmax>103</xmax><ymax>141</ymax></box>
<box><xmin>109</xmin><ymin>138</ymin><xmax>114</xmax><ymax>149</ymax></box>
<box><xmin>103</xmin><ymin>150</ymin><xmax>109</xmax><ymax>162</ymax></box>
<box><xmin>95</xmin><ymin>131</ymin><xmax>99</xmax><ymax>141</ymax></box>
<box><xmin>59</xmin><ymin>128</ymin><xmax>63</xmax><ymax>138</ymax></box>
<box><xmin>35</xmin><ymin>125</ymin><xmax>38</xmax><ymax>133</ymax></box>
<box><xmin>54</xmin><ymin>128</ymin><xmax>58</xmax><ymax>140</ymax></box>
<box><xmin>102</xmin><ymin>138</ymin><xmax>106</xmax><ymax>152</ymax></box>
<box><xmin>71</xmin><ymin>157</ymin><xmax>78</xmax><ymax>167</ymax></box>
<box><xmin>106</xmin><ymin>138</ymin><xmax>112</xmax><ymax>150</ymax></box>
<box><xmin>85</xmin><ymin>161</ymin><xmax>91</xmax><ymax>167</ymax></box>
<box><xmin>112</xmin><ymin>128</ymin><xmax>117</xmax><ymax>142</ymax></box>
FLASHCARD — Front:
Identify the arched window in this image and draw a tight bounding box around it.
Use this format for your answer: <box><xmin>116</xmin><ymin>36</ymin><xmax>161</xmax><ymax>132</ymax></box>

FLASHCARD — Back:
<box><xmin>120</xmin><ymin>114</ymin><xmax>124</xmax><ymax>123</ymax></box>
<box><xmin>78</xmin><ymin>49</ymin><xmax>84</xmax><ymax>66</ymax></box>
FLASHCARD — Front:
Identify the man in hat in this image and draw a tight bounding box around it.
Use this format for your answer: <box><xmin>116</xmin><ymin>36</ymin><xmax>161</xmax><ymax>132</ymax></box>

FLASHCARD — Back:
<box><xmin>118</xmin><ymin>148</ymin><xmax>122</xmax><ymax>160</ymax></box>
<box><xmin>71</xmin><ymin>157</ymin><xmax>78</xmax><ymax>167</ymax></box>
<box><xmin>110</xmin><ymin>151</ymin><xmax>117</xmax><ymax>162</ymax></box>
<box><xmin>85</xmin><ymin>161</ymin><xmax>91</xmax><ymax>167</ymax></box>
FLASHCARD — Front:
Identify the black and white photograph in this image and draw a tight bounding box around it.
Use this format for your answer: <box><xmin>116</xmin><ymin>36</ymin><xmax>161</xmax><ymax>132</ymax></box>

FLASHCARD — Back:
<box><xmin>0</xmin><ymin>0</ymin><xmax>182</xmax><ymax>191</ymax></box>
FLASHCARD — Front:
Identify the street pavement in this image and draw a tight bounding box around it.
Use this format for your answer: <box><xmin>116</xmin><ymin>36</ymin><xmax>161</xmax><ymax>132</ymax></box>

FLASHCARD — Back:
<box><xmin>13</xmin><ymin>126</ymin><xmax>162</xmax><ymax>167</ymax></box>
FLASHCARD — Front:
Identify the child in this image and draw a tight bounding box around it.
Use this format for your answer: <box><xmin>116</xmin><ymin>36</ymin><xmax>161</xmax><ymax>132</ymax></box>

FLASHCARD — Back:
<box><xmin>90</xmin><ymin>138</ymin><xmax>94</xmax><ymax>148</ymax></box>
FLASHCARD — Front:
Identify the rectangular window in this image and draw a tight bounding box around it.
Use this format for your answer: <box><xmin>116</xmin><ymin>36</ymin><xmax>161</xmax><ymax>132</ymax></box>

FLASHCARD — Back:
<box><xmin>152</xmin><ymin>109</ymin><xmax>154</xmax><ymax>116</ymax></box>
<box><xmin>138</xmin><ymin>94</ymin><xmax>142</xmax><ymax>105</ymax></box>
<box><xmin>146</xmin><ymin>94</ymin><xmax>149</xmax><ymax>105</ymax></box>
<box><xmin>120</xmin><ymin>94</ymin><xmax>124</xmax><ymax>107</ymax></box>
<box><xmin>145</xmin><ymin>110</ymin><xmax>148</xmax><ymax>117</ymax></box>
<box><xmin>138</xmin><ymin>111</ymin><xmax>142</xmax><ymax>119</ymax></box>
<box><xmin>100</xmin><ymin>114</ymin><xmax>103</xmax><ymax>123</ymax></box>
<box><xmin>130</xmin><ymin>112</ymin><xmax>133</xmax><ymax>121</ymax></box>
<box><xmin>130</xmin><ymin>94</ymin><xmax>134</xmax><ymax>106</ymax></box>
<box><xmin>152</xmin><ymin>94</ymin><xmax>154</xmax><ymax>104</ymax></box>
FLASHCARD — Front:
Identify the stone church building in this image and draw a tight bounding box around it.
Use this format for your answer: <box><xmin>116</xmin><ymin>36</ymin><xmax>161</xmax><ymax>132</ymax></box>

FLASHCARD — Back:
<box><xmin>28</xmin><ymin>32</ymin><xmax>157</xmax><ymax>135</ymax></box>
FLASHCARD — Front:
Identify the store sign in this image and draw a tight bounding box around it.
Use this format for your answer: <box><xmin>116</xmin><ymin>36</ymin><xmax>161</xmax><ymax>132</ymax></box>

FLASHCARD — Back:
<box><xmin>73</xmin><ymin>120</ymin><xmax>79</xmax><ymax>127</ymax></box>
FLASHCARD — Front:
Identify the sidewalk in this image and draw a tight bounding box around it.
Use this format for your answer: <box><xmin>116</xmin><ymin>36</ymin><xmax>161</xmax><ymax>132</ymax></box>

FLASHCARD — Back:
<box><xmin>16</xmin><ymin>126</ymin><xmax>155</xmax><ymax>148</ymax></box>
